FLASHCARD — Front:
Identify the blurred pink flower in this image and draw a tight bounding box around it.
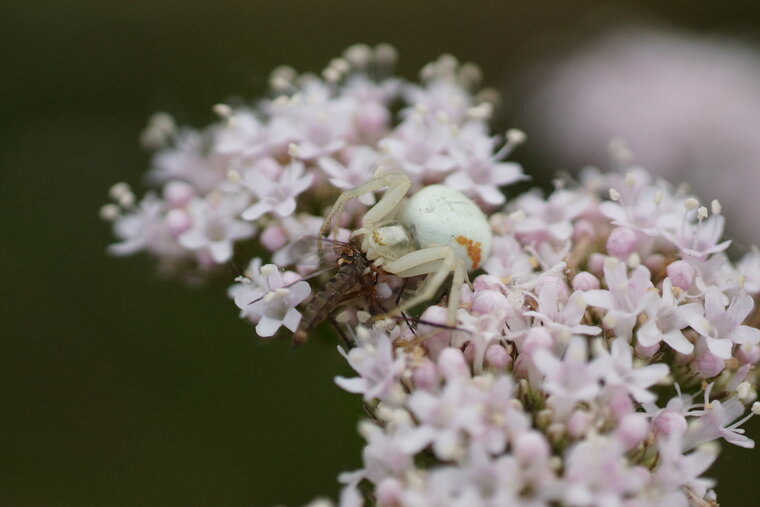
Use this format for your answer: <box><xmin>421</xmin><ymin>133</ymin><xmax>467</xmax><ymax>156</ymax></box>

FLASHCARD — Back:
<box><xmin>521</xmin><ymin>26</ymin><xmax>760</xmax><ymax>242</ymax></box>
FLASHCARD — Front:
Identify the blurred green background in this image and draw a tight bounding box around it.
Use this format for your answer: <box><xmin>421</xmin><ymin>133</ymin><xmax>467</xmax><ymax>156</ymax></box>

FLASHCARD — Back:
<box><xmin>4</xmin><ymin>1</ymin><xmax>760</xmax><ymax>505</ymax></box>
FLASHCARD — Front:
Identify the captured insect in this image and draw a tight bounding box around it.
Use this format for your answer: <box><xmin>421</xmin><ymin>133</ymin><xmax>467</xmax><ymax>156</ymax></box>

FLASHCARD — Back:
<box><xmin>320</xmin><ymin>169</ymin><xmax>493</xmax><ymax>324</ymax></box>
<box><xmin>242</xmin><ymin>235</ymin><xmax>388</xmax><ymax>347</ymax></box>
<box><xmin>291</xmin><ymin>238</ymin><xmax>382</xmax><ymax>346</ymax></box>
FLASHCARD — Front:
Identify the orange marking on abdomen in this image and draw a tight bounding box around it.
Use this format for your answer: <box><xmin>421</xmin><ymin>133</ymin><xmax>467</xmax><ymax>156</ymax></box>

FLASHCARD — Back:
<box><xmin>455</xmin><ymin>235</ymin><xmax>482</xmax><ymax>270</ymax></box>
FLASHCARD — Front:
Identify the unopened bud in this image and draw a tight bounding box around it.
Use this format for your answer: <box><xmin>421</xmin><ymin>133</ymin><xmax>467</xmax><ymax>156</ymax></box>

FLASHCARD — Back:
<box><xmin>684</xmin><ymin>197</ymin><xmax>699</xmax><ymax>211</ymax></box>
<box><xmin>99</xmin><ymin>203</ymin><xmax>120</xmax><ymax>221</ymax></box>
<box><xmin>506</xmin><ymin>128</ymin><xmax>526</xmax><ymax>145</ymax></box>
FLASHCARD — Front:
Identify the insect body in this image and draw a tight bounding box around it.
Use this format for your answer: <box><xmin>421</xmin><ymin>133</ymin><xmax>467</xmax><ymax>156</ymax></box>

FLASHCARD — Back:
<box><xmin>292</xmin><ymin>240</ymin><xmax>376</xmax><ymax>346</ymax></box>
<box><xmin>320</xmin><ymin>171</ymin><xmax>492</xmax><ymax>324</ymax></box>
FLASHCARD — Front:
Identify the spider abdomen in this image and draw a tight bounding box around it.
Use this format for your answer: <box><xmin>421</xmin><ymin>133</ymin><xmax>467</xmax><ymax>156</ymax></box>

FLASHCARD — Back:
<box><xmin>401</xmin><ymin>185</ymin><xmax>492</xmax><ymax>270</ymax></box>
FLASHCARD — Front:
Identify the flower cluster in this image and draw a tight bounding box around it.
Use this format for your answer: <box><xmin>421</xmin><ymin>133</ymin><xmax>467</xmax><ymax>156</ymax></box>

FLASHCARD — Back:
<box><xmin>334</xmin><ymin>164</ymin><xmax>760</xmax><ymax>505</ymax></box>
<box><xmin>104</xmin><ymin>46</ymin><xmax>760</xmax><ymax>505</ymax></box>
<box><xmin>103</xmin><ymin>44</ymin><xmax>523</xmax><ymax>290</ymax></box>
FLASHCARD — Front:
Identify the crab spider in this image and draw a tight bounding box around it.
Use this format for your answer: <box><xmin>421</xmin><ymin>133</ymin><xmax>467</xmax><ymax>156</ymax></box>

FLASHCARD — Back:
<box><xmin>319</xmin><ymin>170</ymin><xmax>492</xmax><ymax>324</ymax></box>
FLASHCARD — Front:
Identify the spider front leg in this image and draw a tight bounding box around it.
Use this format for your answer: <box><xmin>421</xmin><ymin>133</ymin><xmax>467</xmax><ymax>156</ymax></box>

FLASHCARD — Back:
<box><xmin>319</xmin><ymin>171</ymin><xmax>411</xmax><ymax>250</ymax></box>
<box><xmin>383</xmin><ymin>246</ymin><xmax>467</xmax><ymax>325</ymax></box>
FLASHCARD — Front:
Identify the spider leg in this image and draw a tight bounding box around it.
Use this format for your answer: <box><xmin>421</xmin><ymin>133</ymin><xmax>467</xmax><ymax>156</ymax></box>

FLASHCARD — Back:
<box><xmin>383</xmin><ymin>246</ymin><xmax>464</xmax><ymax>325</ymax></box>
<box><xmin>361</xmin><ymin>172</ymin><xmax>411</xmax><ymax>228</ymax></box>
<box><xmin>318</xmin><ymin>172</ymin><xmax>411</xmax><ymax>251</ymax></box>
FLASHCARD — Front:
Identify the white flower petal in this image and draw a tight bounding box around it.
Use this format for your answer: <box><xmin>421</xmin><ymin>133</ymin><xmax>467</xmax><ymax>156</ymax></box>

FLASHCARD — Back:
<box><xmin>209</xmin><ymin>241</ymin><xmax>232</xmax><ymax>263</ymax></box>
<box><xmin>706</xmin><ymin>337</ymin><xmax>733</xmax><ymax>359</ymax></box>
<box><xmin>733</xmin><ymin>325</ymin><xmax>760</xmax><ymax>345</ymax></box>
<box><xmin>255</xmin><ymin>315</ymin><xmax>282</xmax><ymax>337</ymax></box>
<box><xmin>662</xmin><ymin>329</ymin><xmax>694</xmax><ymax>354</ymax></box>
<box><xmin>334</xmin><ymin>376</ymin><xmax>367</xmax><ymax>394</ymax></box>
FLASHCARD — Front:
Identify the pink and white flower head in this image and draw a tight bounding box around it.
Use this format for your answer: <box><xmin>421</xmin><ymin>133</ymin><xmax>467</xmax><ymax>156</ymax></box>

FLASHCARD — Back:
<box><xmin>106</xmin><ymin>45</ymin><xmax>760</xmax><ymax>506</ymax></box>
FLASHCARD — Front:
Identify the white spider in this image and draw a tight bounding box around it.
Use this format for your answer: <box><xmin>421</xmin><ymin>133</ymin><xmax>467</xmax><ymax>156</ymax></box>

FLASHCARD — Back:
<box><xmin>320</xmin><ymin>170</ymin><xmax>492</xmax><ymax>324</ymax></box>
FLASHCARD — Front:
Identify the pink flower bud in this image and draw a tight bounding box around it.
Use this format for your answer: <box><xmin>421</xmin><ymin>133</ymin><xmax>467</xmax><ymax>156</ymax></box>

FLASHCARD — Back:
<box><xmin>514</xmin><ymin>431</ymin><xmax>550</xmax><ymax>464</ymax></box>
<box><xmin>606</xmin><ymin>227</ymin><xmax>638</xmax><ymax>259</ymax></box>
<box><xmin>412</xmin><ymin>360</ymin><xmax>439</xmax><ymax>390</ymax></box>
<box><xmin>260</xmin><ymin>225</ymin><xmax>288</xmax><ymax>252</ymax></box>
<box><xmin>419</xmin><ymin>304</ymin><xmax>449</xmax><ymax>327</ymax></box>
<box><xmin>472</xmin><ymin>274</ymin><xmax>503</xmax><ymax>292</ymax></box>
<box><xmin>587</xmin><ymin>253</ymin><xmax>606</xmax><ymax>277</ymax></box>
<box><xmin>471</xmin><ymin>290</ymin><xmax>508</xmax><ymax>315</ymax></box>
<box><xmin>419</xmin><ymin>306</ymin><xmax>452</xmax><ymax>360</ymax></box>
<box><xmin>165</xmin><ymin>209</ymin><xmax>192</xmax><ymax>237</ymax></box>
<box><xmin>458</xmin><ymin>283</ymin><xmax>474</xmax><ymax>307</ymax></box>
<box><xmin>355</xmin><ymin>102</ymin><xmax>391</xmax><ymax>139</ymax></box>
<box><xmin>567</xmin><ymin>410</ymin><xmax>592</xmax><ymax>438</ymax></box>
<box><xmin>652</xmin><ymin>410</ymin><xmax>687</xmax><ymax>437</ymax></box>
<box><xmin>572</xmin><ymin>271</ymin><xmax>600</xmax><ymax>291</ymax></box>
<box><xmin>485</xmin><ymin>344</ymin><xmax>511</xmax><ymax>370</ymax></box>
<box><xmin>375</xmin><ymin>477</ymin><xmax>402</xmax><ymax>506</ymax></box>
<box><xmin>693</xmin><ymin>351</ymin><xmax>725</xmax><ymax>378</ymax></box>
<box><xmin>438</xmin><ymin>348</ymin><xmax>470</xmax><ymax>379</ymax></box>
<box><xmin>736</xmin><ymin>344</ymin><xmax>760</xmax><ymax>365</ymax></box>
<box><xmin>616</xmin><ymin>413</ymin><xmax>649</xmax><ymax>449</ymax></box>
<box><xmin>163</xmin><ymin>180</ymin><xmax>195</xmax><ymax>208</ymax></box>
<box><xmin>667</xmin><ymin>261</ymin><xmax>696</xmax><ymax>290</ymax></box>
<box><xmin>607</xmin><ymin>388</ymin><xmax>634</xmax><ymax>420</ymax></box>
<box><xmin>522</xmin><ymin>328</ymin><xmax>553</xmax><ymax>355</ymax></box>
